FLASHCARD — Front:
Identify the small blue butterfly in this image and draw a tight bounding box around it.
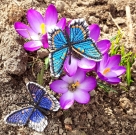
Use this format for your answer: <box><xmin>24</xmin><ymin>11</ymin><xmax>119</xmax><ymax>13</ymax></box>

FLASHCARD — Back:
<box><xmin>4</xmin><ymin>82</ymin><xmax>60</xmax><ymax>132</ymax></box>
<box><xmin>48</xmin><ymin>18</ymin><xmax>102</xmax><ymax>77</ymax></box>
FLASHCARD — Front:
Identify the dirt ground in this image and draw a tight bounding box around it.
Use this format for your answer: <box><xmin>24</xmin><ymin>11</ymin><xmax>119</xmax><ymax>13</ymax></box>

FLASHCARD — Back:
<box><xmin>0</xmin><ymin>0</ymin><xmax>136</xmax><ymax>135</ymax></box>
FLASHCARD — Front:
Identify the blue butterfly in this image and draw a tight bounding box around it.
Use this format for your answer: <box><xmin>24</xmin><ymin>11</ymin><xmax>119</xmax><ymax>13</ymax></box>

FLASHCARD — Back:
<box><xmin>4</xmin><ymin>82</ymin><xmax>60</xmax><ymax>132</ymax></box>
<box><xmin>48</xmin><ymin>18</ymin><xmax>102</xmax><ymax>77</ymax></box>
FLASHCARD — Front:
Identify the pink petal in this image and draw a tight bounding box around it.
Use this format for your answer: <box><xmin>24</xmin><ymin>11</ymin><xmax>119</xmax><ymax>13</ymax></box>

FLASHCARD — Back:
<box><xmin>78</xmin><ymin>58</ymin><xmax>96</xmax><ymax>69</ymax></box>
<box><xmin>111</xmin><ymin>66</ymin><xmax>126</xmax><ymax>76</ymax></box>
<box><xmin>57</xmin><ymin>18</ymin><xmax>66</xmax><ymax>30</ymax></box>
<box><xmin>24</xmin><ymin>41</ymin><xmax>42</xmax><ymax>51</ymax></box>
<box><xmin>97</xmin><ymin>72</ymin><xmax>108</xmax><ymax>81</ymax></box>
<box><xmin>107</xmin><ymin>55</ymin><xmax>121</xmax><ymax>68</ymax></box>
<box><xmin>41</xmin><ymin>34</ymin><xmax>49</xmax><ymax>48</ymax></box>
<box><xmin>97</xmin><ymin>40</ymin><xmax>111</xmax><ymax>54</ymax></box>
<box><xmin>98</xmin><ymin>53</ymin><xmax>109</xmax><ymax>71</ymax></box>
<box><xmin>27</xmin><ymin>9</ymin><xmax>44</xmax><ymax>34</ymax></box>
<box><xmin>62</xmin><ymin>75</ymin><xmax>74</xmax><ymax>84</ymax></box>
<box><xmin>107</xmin><ymin>77</ymin><xmax>121</xmax><ymax>84</ymax></box>
<box><xmin>78</xmin><ymin>77</ymin><xmax>97</xmax><ymax>91</ymax></box>
<box><xmin>72</xmin><ymin>68</ymin><xmax>85</xmax><ymax>83</ymax></box>
<box><xmin>89</xmin><ymin>24</ymin><xmax>100</xmax><ymax>41</ymax></box>
<box><xmin>44</xmin><ymin>4</ymin><xmax>58</xmax><ymax>28</ymax></box>
<box><xmin>74</xmin><ymin>90</ymin><xmax>90</xmax><ymax>104</ymax></box>
<box><xmin>60</xmin><ymin>91</ymin><xmax>74</xmax><ymax>109</ymax></box>
<box><xmin>104</xmin><ymin>71</ymin><xmax>118</xmax><ymax>78</ymax></box>
<box><xmin>64</xmin><ymin>56</ymin><xmax>78</xmax><ymax>77</ymax></box>
<box><xmin>14</xmin><ymin>22</ymin><xmax>39</xmax><ymax>40</ymax></box>
<box><xmin>50</xmin><ymin>80</ymin><xmax>68</xmax><ymax>93</ymax></box>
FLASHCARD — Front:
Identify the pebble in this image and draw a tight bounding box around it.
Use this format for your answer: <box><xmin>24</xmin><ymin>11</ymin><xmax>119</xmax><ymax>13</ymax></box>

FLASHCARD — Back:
<box><xmin>64</xmin><ymin>117</ymin><xmax>73</xmax><ymax>124</ymax></box>
<box><xmin>59</xmin><ymin>128</ymin><xmax>64</xmax><ymax>134</ymax></box>
<box><xmin>37</xmin><ymin>48</ymin><xmax>49</xmax><ymax>58</ymax></box>
<box><xmin>119</xmin><ymin>97</ymin><xmax>132</xmax><ymax>109</ymax></box>
<box><xmin>87</xmin><ymin>113</ymin><xmax>92</xmax><ymax>120</ymax></box>
<box><xmin>103</xmin><ymin>25</ymin><xmax>109</xmax><ymax>33</ymax></box>
<box><xmin>55</xmin><ymin>1</ymin><xmax>66</xmax><ymax>12</ymax></box>
<box><xmin>88</xmin><ymin>16</ymin><xmax>99</xmax><ymax>24</ymax></box>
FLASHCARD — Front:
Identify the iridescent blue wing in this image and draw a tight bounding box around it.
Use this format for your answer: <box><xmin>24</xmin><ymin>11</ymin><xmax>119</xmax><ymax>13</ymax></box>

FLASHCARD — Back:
<box><xmin>48</xmin><ymin>26</ymin><xmax>67</xmax><ymax>49</ymax></box>
<box><xmin>72</xmin><ymin>39</ymin><xmax>102</xmax><ymax>61</ymax></box>
<box><xmin>69</xmin><ymin>18</ymin><xmax>89</xmax><ymax>43</ymax></box>
<box><xmin>49</xmin><ymin>47</ymin><xmax>68</xmax><ymax>77</ymax></box>
<box><xmin>48</xmin><ymin>26</ymin><xmax>69</xmax><ymax>77</ymax></box>
<box><xmin>4</xmin><ymin>106</ymin><xmax>34</xmax><ymax>126</ymax></box>
<box><xmin>28</xmin><ymin>109</ymin><xmax>48</xmax><ymax>132</ymax></box>
<box><xmin>27</xmin><ymin>82</ymin><xmax>60</xmax><ymax>111</ymax></box>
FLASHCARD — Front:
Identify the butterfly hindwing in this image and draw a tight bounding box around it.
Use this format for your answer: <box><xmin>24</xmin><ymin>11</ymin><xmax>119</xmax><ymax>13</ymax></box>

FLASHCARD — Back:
<box><xmin>72</xmin><ymin>39</ymin><xmax>102</xmax><ymax>61</ymax></box>
<box><xmin>4</xmin><ymin>106</ymin><xmax>34</xmax><ymax>126</ymax></box>
<box><xmin>69</xmin><ymin>18</ymin><xmax>89</xmax><ymax>43</ymax></box>
<box><xmin>27</xmin><ymin>82</ymin><xmax>60</xmax><ymax>111</ymax></box>
<box><xmin>49</xmin><ymin>47</ymin><xmax>68</xmax><ymax>77</ymax></box>
<box><xmin>28</xmin><ymin>109</ymin><xmax>48</xmax><ymax>132</ymax></box>
<box><xmin>48</xmin><ymin>26</ymin><xmax>67</xmax><ymax>49</ymax></box>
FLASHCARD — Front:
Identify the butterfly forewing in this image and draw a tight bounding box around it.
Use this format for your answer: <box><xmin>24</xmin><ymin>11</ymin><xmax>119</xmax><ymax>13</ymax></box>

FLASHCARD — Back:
<box><xmin>69</xmin><ymin>18</ymin><xmax>89</xmax><ymax>43</ymax></box>
<box><xmin>4</xmin><ymin>106</ymin><xmax>34</xmax><ymax>126</ymax></box>
<box><xmin>27</xmin><ymin>82</ymin><xmax>60</xmax><ymax>111</ymax></box>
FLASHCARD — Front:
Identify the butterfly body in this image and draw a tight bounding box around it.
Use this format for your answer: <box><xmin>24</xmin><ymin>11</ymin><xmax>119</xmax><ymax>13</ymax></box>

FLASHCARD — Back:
<box><xmin>4</xmin><ymin>82</ymin><xmax>60</xmax><ymax>132</ymax></box>
<box><xmin>48</xmin><ymin>18</ymin><xmax>102</xmax><ymax>77</ymax></box>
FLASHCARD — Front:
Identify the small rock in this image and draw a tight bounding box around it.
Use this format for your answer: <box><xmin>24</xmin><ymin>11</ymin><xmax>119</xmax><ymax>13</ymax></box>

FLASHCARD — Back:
<box><xmin>59</xmin><ymin>128</ymin><xmax>64</xmax><ymax>134</ymax></box>
<box><xmin>65</xmin><ymin>124</ymin><xmax>72</xmax><ymax>131</ymax></box>
<box><xmin>114</xmin><ymin>17</ymin><xmax>126</xmax><ymax>25</ymax></box>
<box><xmin>88</xmin><ymin>16</ymin><xmax>99</xmax><ymax>24</ymax></box>
<box><xmin>103</xmin><ymin>25</ymin><xmax>109</xmax><ymax>33</ymax></box>
<box><xmin>55</xmin><ymin>1</ymin><xmax>66</xmax><ymax>12</ymax></box>
<box><xmin>90</xmin><ymin>90</ymin><xmax>96</xmax><ymax>97</ymax></box>
<box><xmin>37</xmin><ymin>48</ymin><xmax>49</xmax><ymax>58</ymax></box>
<box><xmin>107</xmin><ymin>130</ymin><xmax>112</xmax><ymax>134</ymax></box>
<box><xmin>87</xmin><ymin>113</ymin><xmax>92</xmax><ymax>120</ymax></box>
<box><xmin>127</xmin><ymin>109</ymin><xmax>133</xmax><ymax>115</ymax></box>
<box><xmin>64</xmin><ymin>117</ymin><xmax>73</xmax><ymax>124</ymax></box>
<box><xmin>119</xmin><ymin>97</ymin><xmax>132</xmax><ymax>109</ymax></box>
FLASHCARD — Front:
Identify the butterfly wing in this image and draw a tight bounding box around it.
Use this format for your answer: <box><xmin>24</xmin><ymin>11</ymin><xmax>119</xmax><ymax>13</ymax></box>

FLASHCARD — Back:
<box><xmin>49</xmin><ymin>47</ymin><xmax>68</xmax><ymax>77</ymax></box>
<box><xmin>27</xmin><ymin>82</ymin><xmax>60</xmax><ymax>111</ymax></box>
<box><xmin>72</xmin><ymin>39</ymin><xmax>102</xmax><ymax>60</ymax></box>
<box><xmin>48</xmin><ymin>26</ymin><xmax>68</xmax><ymax>77</ymax></box>
<box><xmin>69</xmin><ymin>18</ymin><xmax>89</xmax><ymax>43</ymax></box>
<box><xmin>28</xmin><ymin>109</ymin><xmax>48</xmax><ymax>132</ymax></box>
<box><xmin>4</xmin><ymin>106</ymin><xmax>34</xmax><ymax>126</ymax></box>
<box><xmin>48</xmin><ymin>26</ymin><xmax>67</xmax><ymax>49</ymax></box>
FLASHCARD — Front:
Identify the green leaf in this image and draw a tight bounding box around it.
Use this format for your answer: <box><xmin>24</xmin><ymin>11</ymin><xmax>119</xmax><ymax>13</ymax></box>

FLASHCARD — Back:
<box><xmin>126</xmin><ymin>58</ymin><xmax>131</xmax><ymax>86</ymax></box>
<box><xmin>44</xmin><ymin>57</ymin><xmax>49</xmax><ymax>70</ymax></box>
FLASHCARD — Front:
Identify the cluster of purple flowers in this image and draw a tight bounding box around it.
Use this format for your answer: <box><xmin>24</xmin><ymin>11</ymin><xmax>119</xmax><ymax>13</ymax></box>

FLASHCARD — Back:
<box><xmin>15</xmin><ymin>4</ymin><xmax>126</xmax><ymax>109</ymax></box>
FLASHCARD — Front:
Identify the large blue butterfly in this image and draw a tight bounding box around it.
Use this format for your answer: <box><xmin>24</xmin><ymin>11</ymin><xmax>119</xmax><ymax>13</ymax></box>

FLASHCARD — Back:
<box><xmin>4</xmin><ymin>82</ymin><xmax>60</xmax><ymax>132</ymax></box>
<box><xmin>48</xmin><ymin>18</ymin><xmax>102</xmax><ymax>77</ymax></box>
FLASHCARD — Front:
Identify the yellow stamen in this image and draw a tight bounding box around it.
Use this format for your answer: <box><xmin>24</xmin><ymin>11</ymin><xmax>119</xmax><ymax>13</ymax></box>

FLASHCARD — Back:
<box><xmin>103</xmin><ymin>68</ymin><xmax>110</xmax><ymax>75</ymax></box>
<box><xmin>71</xmin><ymin>81</ymin><xmax>80</xmax><ymax>89</ymax></box>
<box><xmin>40</xmin><ymin>23</ymin><xmax>46</xmax><ymax>34</ymax></box>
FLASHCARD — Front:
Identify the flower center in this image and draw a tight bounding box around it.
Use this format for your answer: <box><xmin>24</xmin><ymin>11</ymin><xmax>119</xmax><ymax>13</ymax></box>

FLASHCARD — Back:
<box><xmin>68</xmin><ymin>81</ymin><xmax>80</xmax><ymax>92</ymax></box>
<box><xmin>103</xmin><ymin>68</ymin><xmax>110</xmax><ymax>75</ymax></box>
<box><xmin>40</xmin><ymin>23</ymin><xmax>46</xmax><ymax>34</ymax></box>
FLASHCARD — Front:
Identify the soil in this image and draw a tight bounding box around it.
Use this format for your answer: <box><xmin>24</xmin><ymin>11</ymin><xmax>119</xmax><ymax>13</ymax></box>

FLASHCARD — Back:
<box><xmin>0</xmin><ymin>0</ymin><xmax>136</xmax><ymax>135</ymax></box>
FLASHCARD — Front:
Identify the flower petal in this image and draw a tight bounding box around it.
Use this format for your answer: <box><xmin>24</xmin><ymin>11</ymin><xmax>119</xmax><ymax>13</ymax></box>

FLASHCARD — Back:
<box><xmin>27</xmin><ymin>9</ymin><xmax>44</xmax><ymax>33</ymax></box>
<box><xmin>107</xmin><ymin>77</ymin><xmax>121</xmax><ymax>84</ymax></box>
<box><xmin>44</xmin><ymin>4</ymin><xmax>58</xmax><ymax>28</ymax></box>
<box><xmin>24</xmin><ymin>41</ymin><xmax>42</xmax><ymax>51</ymax></box>
<box><xmin>105</xmin><ymin>71</ymin><xmax>118</xmax><ymax>78</ymax></box>
<box><xmin>111</xmin><ymin>66</ymin><xmax>126</xmax><ymax>76</ymax></box>
<box><xmin>78</xmin><ymin>58</ymin><xmax>96</xmax><ymax>69</ymax></box>
<box><xmin>57</xmin><ymin>18</ymin><xmax>66</xmax><ymax>30</ymax></box>
<box><xmin>73</xmin><ymin>68</ymin><xmax>86</xmax><ymax>83</ymax></box>
<box><xmin>62</xmin><ymin>75</ymin><xmax>74</xmax><ymax>84</ymax></box>
<box><xmin>89</xmin><ymin>24</ymin><xmax>100</xmax><ymax>41</ymax></box>
<box><xmin>74</xmin><ymin>90</ymin><xmax>90</xmax><ymax>104</ymax></box>
<box><xmin>97</xmin><ymin>40</ymin><xmax>111</xmax><ymax>54</ymax></box>
<box><xmin>97</xmin><ymin>72</ymin><xmax>108</xmax><ymax>81</ymax></box>
<box><xmin>78</xmin><ymin>77</ymin><xmax>97</xmax><ymax>91</ymax></box>
<box><xmin>64</xmin><ymin>56</ymin><xmax>78</xmax><ymax>77</ymax></box>
<box><xmin>41</xmin><ymin>34</ymin><xmax>49</xmax><ymax>48</ymax></box>
<box><xmin>60</xmin><ymin>91</ymin><xmax>74</xmax><ymax>109</ymax></box>
<box><xmin>98</xmin><ymin>53</ymin><xmax>109</xmax><ymax>72</ymax></box>
<box><xmin>107</xmin><ymin>55</ymin><xmax>121</xmax><ymax>68</ymax></box>
<box><xmin>50</xmin><ymin>80</ymin><xmax>68</xmax><ymax>93</ymax></box>
<box><xmin>14</xmin><ymin>22</ymin><xmax>39</xmax><ymax>40</ymax></box>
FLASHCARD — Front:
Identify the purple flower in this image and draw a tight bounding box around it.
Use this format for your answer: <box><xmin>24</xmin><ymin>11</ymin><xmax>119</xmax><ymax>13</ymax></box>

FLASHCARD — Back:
<box><xmin>50</xmin><ymin>68</ymin><xmax>97</xmax><ymax>109</ymax></box>
<box><xmin>64</xmin><ymin>24</ymin><xmax>111</xmax><ymax>76</ymax></box>
<box><xmin>97</xmin><ymin>53</ymin><xmax>126</xmax><ymax>84</ymax></box>
<box><xmin>14</xmin><ymin>4</ymin><xmax>66</xmax><ymax>51</ymax></box>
